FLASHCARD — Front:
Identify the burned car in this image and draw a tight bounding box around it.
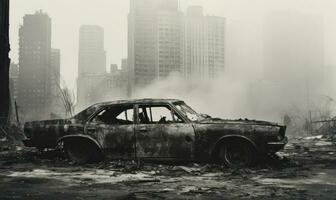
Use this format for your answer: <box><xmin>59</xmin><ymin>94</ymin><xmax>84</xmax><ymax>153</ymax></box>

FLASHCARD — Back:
<box><xmin>23</xmin><ymin>99</ymin><xmax>287</xmax><ymax>167</ymax></box>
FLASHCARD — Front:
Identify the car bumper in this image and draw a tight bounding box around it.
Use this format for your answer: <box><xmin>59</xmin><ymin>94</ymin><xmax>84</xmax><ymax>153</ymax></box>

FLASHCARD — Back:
<box><xmin>267</xmin><ymin>137</ymin><xmax>288</xmax><ymax>153</ymax></box>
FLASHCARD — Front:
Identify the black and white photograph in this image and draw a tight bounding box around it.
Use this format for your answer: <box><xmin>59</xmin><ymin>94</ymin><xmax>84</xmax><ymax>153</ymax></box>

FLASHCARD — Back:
<box><xmin>1</xmin><ymin>0</ymin><xmax>336</xmax><ymax>199</ymax></box>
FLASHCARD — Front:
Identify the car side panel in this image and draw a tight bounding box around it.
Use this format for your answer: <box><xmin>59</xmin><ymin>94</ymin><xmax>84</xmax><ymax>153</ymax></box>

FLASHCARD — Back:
<box><xmin>193</xmin><ymin>123</ymin><xmax>280</xmax><ymax>161</ymax></box>
<box><xmin>84</xmin><ymin>123</ymin><xmax>135</xmax><ymax>159</ymax></box>
<box><xmin>135</xmin><ymin>123</ymin><xmax>195</xmax><ymax>159</ymax></box>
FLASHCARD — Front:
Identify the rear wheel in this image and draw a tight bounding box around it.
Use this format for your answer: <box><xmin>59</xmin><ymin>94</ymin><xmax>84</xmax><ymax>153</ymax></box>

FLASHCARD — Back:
<box><xmin>64</xmin><ymin>139</ymin><xmax>102</xmax><ymax>164</ymax></box>
<box><xmin>217</xmin><ymin>139</ymin><xmax>255</xmax><ymax>168</ymax></box>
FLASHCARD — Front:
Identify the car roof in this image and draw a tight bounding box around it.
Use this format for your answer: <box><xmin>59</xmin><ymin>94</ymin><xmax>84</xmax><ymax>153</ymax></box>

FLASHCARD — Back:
<box><xmin>92</xmin><ymin>98</ymin><xmax>183</xmax><ymax>107</ymax></box>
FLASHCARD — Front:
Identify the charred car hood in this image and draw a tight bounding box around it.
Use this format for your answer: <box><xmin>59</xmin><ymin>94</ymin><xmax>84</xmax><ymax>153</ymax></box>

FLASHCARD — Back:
<box><xmin>197</xmin><ymin>118</ymin><xmax>282</xmax><ymax>127</ymax></box>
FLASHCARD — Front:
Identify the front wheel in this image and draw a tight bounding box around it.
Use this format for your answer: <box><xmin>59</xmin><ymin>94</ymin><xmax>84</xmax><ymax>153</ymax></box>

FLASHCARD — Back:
<box><xmin>64</xmin><ymin>139</ymin><xmax>102</xmax><ymax>164</ymax></box>
<box><xmin>218</xmin><ymin>140</ymin><xmax>255</xmax><ymax>168</ymax></box>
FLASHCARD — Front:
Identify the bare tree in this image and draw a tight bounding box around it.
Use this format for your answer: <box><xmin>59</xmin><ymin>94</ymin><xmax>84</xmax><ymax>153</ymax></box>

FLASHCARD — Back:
<box><xmin>57</xmin><ymin>86</ymin><xmax>76</xmax><ymax>118</ymax></box>
<box><xmin>0</xmin><ymin>0</ymin><xmax>10</xmax><ymax>125</ymax></box>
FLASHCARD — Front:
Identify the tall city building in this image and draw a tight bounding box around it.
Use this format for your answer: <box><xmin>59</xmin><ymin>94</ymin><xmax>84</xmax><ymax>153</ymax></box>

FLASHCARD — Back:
<box><xmin>77</xmin><ymin>71</ymin><xmax>127</xmax><ymax>110</ymax></box>
<box><xmin>50</xmin><ymin>49</ymin><xmax>64</xmax><ymax>118</ymax></box>
<box><xmin>77</xmin><ymin>25</ymin><xmax>107</xmax><ymax>109</ymax></box>
<box><xmin>128</xmin><ymin>0</ymin><xmax>183</xmax><ymax>93</ymax></box>
<box><xmin>184</xmin><ymin>6</ymin><xmax>225</xmax><ymax>79</ymax></box>
<box><xmin>78</xmin><ymin>25</ymin><xmax>106</xmax><ymax>75</ymax></box>
<box><xmin>50</xmin><ymin>49</ymin><xmax>60</xmax><ymax>94</ymax></box>
<box><xmin>18</xmin><ymin>11</ymin><xmax>53</xmax><ymax>121</ymax></box>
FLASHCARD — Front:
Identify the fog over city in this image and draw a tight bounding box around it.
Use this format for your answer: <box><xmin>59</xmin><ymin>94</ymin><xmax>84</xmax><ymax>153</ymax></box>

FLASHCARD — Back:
<box><xmin>8</xmin><ymin>0</ymin><xmax>336</xmax><ymax>122</ymax></box>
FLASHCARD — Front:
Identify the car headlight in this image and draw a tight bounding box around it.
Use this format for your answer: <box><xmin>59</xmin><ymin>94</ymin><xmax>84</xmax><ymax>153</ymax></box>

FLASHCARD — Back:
<box><xmin>64</xmin><ymin>124</ymin><xmax>69</xmax><ymax>133</ymax></box>
<box><xmin>276</xmin><ymin>135</ymin><xmax>284</xmax><ymax>141</ymax></box>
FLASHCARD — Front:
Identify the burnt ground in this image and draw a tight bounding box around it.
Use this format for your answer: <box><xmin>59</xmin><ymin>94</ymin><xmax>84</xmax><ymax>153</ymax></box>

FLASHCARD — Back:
<box><xmin>0</xmin><ymin>137</ymin><xmax>335</xmax><ymax>200</ymax></box>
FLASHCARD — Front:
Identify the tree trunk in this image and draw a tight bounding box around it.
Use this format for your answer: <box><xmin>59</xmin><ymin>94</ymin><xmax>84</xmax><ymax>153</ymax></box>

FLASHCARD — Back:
<box><xmin>0</xmin><ymin>0</ymin><xmax>10</xmax><ymax>125</ymax></box>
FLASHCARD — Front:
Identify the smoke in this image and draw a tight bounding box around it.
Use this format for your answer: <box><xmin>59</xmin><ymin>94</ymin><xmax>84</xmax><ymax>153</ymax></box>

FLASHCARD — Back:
<box><xmin>132</xmin><ymin>10</ymin><xmax>335</xmax><ymax>125</ymax></box>
<box><xmin>133</xmin><ymin>73</ymin><xmax>273</xmax><ymax>121</ymax></box>
<box><xmin>133</xmin><ymin>70</ymin><xmax>336</xmax><ymax>127</ymax></box>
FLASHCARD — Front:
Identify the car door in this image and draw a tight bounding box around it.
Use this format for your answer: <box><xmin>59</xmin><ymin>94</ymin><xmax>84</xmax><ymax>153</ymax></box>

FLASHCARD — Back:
<box><xmin>134</xmin><ymin>104</ymin><xmax>195</xmax><ymax>160</ymax></box>
<box><xmin>84</xmin><ymin>104</ymin><xmax>135</xmax><ymax>159</ymax></box>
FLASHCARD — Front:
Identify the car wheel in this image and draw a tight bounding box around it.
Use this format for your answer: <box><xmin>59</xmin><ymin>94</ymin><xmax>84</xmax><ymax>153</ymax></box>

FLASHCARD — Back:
<box><xmin>64</xmin><ymin>140</ymin><xmax>101</xmax><ymax>164</ymax></box>
<box><xmin>218</xmin><ymin>140</ymin><xmax>255</xmax><ymax>168</ymax></box>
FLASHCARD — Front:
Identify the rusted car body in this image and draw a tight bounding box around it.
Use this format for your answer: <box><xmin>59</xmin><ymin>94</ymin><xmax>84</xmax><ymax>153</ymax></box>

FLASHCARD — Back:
<box><xmin>23</xmin><ymin>99</ymin><xmax>287</xmax><ymax>167</ymax></box>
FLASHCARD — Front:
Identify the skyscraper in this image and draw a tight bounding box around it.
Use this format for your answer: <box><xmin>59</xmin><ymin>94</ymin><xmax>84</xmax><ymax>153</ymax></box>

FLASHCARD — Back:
<box><xmin>50</xmin><ymin>49</ymin><xmax>64</xmax><ymax>118</ymax></box>
<box><xmin>184</xmin><ymin>6</ymin><xmax>225</xmax><ymax>79</ymax></box>
<box><xmin>50</xmin><ymin>49</ymin><xmax>60</xmax><ymax>92</ymax></box>
<box><xmin>78</xmin><ymin>25</ymin><xmax>106</xmax><ymax>75</ymax></box>
<box><xmin>128</xmin><ymin>0</ymin><xmax>183</xmax><ymax>93</ymax></box>
<box><xmin>18</xmin><ymin>11</ymin><xmax>53</xmax><ymax>121</ymax></box>
<box><xmin>77</xmin><ymin>25</ymin><xmax>107</xmax><ymax>109</ymax></box>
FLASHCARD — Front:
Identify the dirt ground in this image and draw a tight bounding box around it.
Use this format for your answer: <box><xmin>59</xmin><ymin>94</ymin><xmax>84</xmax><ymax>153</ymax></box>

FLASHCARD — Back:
<box><xmin>0</xmin><ymin>136</ymin><xmax>335</xmax><ymax>200</ymax></box>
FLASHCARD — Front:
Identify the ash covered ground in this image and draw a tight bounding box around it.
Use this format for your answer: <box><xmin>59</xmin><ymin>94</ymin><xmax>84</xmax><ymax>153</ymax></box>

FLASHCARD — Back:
<box><xmin>0</xmin><ymin>136</ymin><xmax>335</xmax><ymax>200</ymax></box>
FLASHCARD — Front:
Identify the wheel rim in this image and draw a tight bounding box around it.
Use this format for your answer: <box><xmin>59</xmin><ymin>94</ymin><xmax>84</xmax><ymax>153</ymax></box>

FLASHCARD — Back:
<box><xmin>66</xmin><ymin>144</ymin><xmax>91</xmax><ymax>163</ymax></box>
<box><xmin>219</xmin><ymin>142</ymin><xmax>252</xmax><ymax>168</ymax></box>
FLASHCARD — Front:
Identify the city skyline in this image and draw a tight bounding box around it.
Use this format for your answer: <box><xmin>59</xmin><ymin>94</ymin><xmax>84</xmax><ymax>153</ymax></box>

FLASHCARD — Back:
<box><xmin>7</xmin><ymin>0</ymin><xmax>336</xmax><ymax>122</ymax></box>
<box><xmin>10</xmin><ymin>1</ymin><xmax>231</xmax><ymax>90</ymax></box>
<box><xmin>9</xmin><ymin>0</ymin><xmax>336</xmax><ymax>90</ymax></box>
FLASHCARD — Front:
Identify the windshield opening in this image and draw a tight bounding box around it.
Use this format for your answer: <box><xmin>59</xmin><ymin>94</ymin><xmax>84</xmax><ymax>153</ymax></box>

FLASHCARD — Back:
<box><xmin>74</xmin><ymin>104</ymin><xmax>101</xmax><ymax>122</ymax></box>
<box><xmin>173</xmin><ymin>102</ymin><xmax>203</xmax><ymax>122</ymax></box>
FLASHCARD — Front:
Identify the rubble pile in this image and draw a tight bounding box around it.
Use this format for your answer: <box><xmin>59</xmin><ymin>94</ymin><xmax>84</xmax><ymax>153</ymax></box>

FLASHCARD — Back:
<box><xmin>0</xmin><ymin>135</ymin><xmax>335</xmax><ymax>199</ymax></box>
<box><xmin>0</xmin><ymin>125</ymin><xmax>25</xmax><ymax>151</ymax></box>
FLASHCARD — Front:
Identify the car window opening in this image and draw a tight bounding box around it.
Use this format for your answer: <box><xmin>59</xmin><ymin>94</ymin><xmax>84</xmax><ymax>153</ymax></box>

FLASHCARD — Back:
<box><xmin>138</xmin><ymin>105</ymin><xmax>183</xmax><ymax>124</ymax></box>
<box><xmin>92</xmin><ymin>105</ymin><xmax>134</xmax><ymax>125</ymax></box>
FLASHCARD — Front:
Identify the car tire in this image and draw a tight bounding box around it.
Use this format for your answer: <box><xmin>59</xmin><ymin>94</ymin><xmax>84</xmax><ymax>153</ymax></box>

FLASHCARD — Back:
<box><xmin>218</xmin><ymin>139</ymin><xmax>255</xmax><ymax>168</ymax></box>
<box><xmin>64</xmin><ymin>139</ymin><xmax>102</xmax><ymax>164</ymax></box>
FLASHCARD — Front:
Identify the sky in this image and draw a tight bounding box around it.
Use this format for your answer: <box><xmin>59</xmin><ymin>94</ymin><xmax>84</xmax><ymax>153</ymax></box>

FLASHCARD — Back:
<box><xmin>8</xmin><ymin>0</ymin><xmax>336</xmax><ymax>122</ymax></box>
<box><xmin>9</xmin><ymin>0</ymin><xmax>336</xmax><ymax>90</ymax></box>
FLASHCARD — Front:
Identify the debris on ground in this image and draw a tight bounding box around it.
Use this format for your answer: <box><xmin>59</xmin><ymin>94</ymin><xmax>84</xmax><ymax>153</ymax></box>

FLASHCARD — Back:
<box><xmin>0</xmin><ymin>132</ymin><xmax>336</xmax><ymax>199</ymax></box>
<box><xmin>0</xmin><ymin>125</ymin><xmax>25</xmax><ymax>151</ymax></box>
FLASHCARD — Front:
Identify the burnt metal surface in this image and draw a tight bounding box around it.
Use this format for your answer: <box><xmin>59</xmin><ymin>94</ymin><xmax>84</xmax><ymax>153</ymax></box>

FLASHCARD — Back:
<box><xmin>85</xmin><ymin>123</ymin><xmax>135</xmax><ymax>159</ymax></box>
<box><xmin>135</xmin><ymin>123</ymin><xmax>195</xmax><ymax>159</ymax></box>
<box><xmin>23</xmin><ymin>98</ymin><xmax>287</xmax><ymax>162</ymax></box>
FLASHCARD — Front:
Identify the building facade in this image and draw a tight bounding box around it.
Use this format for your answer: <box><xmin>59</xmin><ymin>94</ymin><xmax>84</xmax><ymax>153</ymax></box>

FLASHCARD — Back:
<box><xmin>184</xmin><ymin>6</ymin><xmax>225</xmax><ymax>79</ymax></box>
<box><xmin>78</xmin><ymin>25</ymin><xmax>106</xmax><ymax>75</ymax></box>
<box><xmin>77</xmin><ymin>70</ymin><xmax>127</xmax><ymax>110</ymax></box>
<box><xmin>128</xmin><ymin>1</ymin><xmax>225</xmax><ymax>95</ymax></box>
<box><xmin>77</xmin><ymin>25</ymin><xmax>107</xmax><ymax>109</ymax></box>
<box><xmin>50</xmin><ymin>49</ymin><xmax>64</xmax><ymax>118</ymax></box>
<box><xmin>128</xmin><ymin>0</ymin><xmax>183</xmax><ymax>93</ymax></box>
<box><xmin>18</xmin><ymin>11</ymin><xmax>53</xmax><ymax>121</ymax></box>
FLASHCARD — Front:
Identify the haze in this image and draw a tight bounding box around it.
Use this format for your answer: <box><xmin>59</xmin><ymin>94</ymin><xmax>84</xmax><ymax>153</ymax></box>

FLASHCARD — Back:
<box><xmin>9</xmin><ymin>0</ymin><xmax>336</xmax><ymax>123</ymax></box>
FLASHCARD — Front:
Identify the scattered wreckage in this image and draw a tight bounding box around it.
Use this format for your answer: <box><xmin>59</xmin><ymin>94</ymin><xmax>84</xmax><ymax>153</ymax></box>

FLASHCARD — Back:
<box><xmin>23</xmin><ymin>99</ymin><xmax>287</xmax><ymax>167</ymax></box>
